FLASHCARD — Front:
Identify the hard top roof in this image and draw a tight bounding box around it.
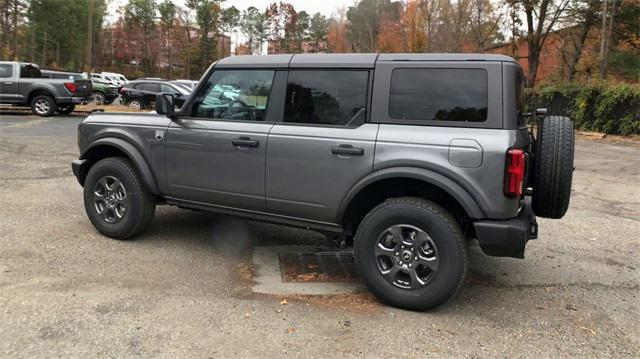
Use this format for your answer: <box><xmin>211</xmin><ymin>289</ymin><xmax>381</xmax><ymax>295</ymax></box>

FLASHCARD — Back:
<box><xmin>214</xmin><ymin>53</ymin><xmax>517</xmax><ymax>69</ymax></box>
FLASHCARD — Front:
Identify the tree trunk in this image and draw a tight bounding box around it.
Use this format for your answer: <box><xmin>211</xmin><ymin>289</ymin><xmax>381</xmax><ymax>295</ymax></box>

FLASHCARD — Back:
<box><xmin>567</xmin><ymin>8</ymin><xmax>595</xmax><ymax>82</ymax></box>
<box><xmin>86</xmin><ymin>0</ymin><xmax>94</xmax><ymax>69</ymax></box>
<box><xmin>167</xmin><ymin>27</ymin><xmax>172</xmax><ymax>79</ymax></box>
<box><xmin>600</xmin><ymin>0</ymin><xmax>617</xmax><ymax>79</ymax></box>
<box><xmin>11</xmin><ymin>0</ymin><xmax>18</xmax><ymax>59</ymax></box>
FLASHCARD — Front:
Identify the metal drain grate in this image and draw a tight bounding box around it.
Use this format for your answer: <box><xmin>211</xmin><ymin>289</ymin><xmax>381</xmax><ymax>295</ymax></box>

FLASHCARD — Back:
<box><xmin>278</xmin><ymin>251</ymin><xmax>359</xmax><ymax>282</ymax></box>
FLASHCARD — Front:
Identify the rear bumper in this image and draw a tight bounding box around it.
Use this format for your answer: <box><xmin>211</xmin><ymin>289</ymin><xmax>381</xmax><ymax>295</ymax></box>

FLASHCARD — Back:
<box><xmin>57</xmin><ymin>96</ymin><xmax>92</xmax><ymax>105</ymax></box>
<box><xmin>473</xmin><ymin>198</ymin><xmax>537</xmax><ymax>258</ymax></box>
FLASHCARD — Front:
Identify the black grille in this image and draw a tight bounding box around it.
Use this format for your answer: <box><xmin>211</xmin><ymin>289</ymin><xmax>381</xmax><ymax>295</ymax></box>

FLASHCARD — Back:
<box><xmin>278</xmin><ymin>251</ymin><xmax>359</xmax><ymax>282</ymax></box>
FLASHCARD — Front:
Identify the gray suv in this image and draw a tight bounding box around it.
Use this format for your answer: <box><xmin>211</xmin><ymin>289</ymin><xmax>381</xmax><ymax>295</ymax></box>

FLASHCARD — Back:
<box><xmin>72</xmin><ymin>54</ymin><xmax>574</xmax><ymax>310</ymax></box>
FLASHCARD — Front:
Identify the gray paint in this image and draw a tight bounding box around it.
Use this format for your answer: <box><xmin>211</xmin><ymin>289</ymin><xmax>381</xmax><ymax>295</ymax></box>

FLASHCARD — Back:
<box><xmin>74</xmin><ymin>53</ymin><xmax>528</xmax><ymax>231</ymax></box>
<box><xmin>0</xmin><ymin>61</ymin><xmax>92</xmax><ymax>105</ymax></box>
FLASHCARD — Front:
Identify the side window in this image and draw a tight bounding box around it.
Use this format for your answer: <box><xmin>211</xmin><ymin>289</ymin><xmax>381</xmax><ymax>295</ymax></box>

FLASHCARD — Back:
<box><xmin>133</xmin><ymin>83</ymin><xmax>144</xmax><ymax>90</ymax></box>
<box><xmin>284</xmin><ymin>70</ymin><xmax>368</xmax><ymax>126</ymax></box>
<box><xmin>139</xmin><ymin>83</ymin><xmax>159</xmax><ymax>92</ymax></box>
<box><xmin>389</xmin><ymin>68</ymin><xmax>488</xmax><ymax>122</ymax></box>
<box><xmin>160</xmin><ymin>84</ymin><xmax>174</xmax><ymax>93</ymax></box>
<box><xmin>0</xmin><ymin>64</ymin><xmax>13</xmax><ymax>78</ymax></box>
<box><xmin>191</xmin><ymin>70</ymin><xmax>274</xmax><ymax>121</ymax></box>
<box><xmin>19</xmin><ymin>64</ymin><xmax>42</xmax><ymax>78</ymax></box>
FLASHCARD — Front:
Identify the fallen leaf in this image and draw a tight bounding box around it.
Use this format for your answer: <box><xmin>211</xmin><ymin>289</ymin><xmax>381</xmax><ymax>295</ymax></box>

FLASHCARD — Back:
<box><xmin>280</xmin><ymin>299</ymin><xmax>288</xmax><ymax>305</ymax></box>
<box><xmin>286</xmin><ymin>328</ymin><xmax>296</xmax><ymax>334</ymax></box>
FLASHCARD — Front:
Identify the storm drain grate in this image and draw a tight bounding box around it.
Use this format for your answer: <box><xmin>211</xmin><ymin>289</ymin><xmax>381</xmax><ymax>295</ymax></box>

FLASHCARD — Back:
<box><xmin>278</xmin><ymin>251</ymin><xmax>359</xmax><ymax>283</ymax></box>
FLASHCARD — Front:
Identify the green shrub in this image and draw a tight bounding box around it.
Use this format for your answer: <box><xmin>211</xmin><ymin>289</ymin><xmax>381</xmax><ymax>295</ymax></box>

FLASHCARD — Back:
<box><xmin>529</xmin><ymin>82</ymin><xmax>640</xmax><ymax>136</ymax></box>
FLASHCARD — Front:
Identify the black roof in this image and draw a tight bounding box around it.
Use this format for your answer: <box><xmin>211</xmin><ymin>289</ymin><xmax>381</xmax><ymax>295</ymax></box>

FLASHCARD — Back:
<box><xmin>214</xmin><ymin>53</ymin><xmax>517</xmax><ymax>69</ymax></box>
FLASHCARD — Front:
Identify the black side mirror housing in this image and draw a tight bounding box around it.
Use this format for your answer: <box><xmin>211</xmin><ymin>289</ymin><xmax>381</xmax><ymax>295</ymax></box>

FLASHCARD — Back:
<box><xmin>155</xmin><ymin>93</ymin><xmax>175</xmax><ymax>117</ymax></box>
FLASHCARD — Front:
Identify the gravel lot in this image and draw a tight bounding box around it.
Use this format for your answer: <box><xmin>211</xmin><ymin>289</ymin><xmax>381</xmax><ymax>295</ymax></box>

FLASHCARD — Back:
<box><xmin>1</xmin><ymin>114</ymin><xmax>638</xmax><ymax>358</ymax></box>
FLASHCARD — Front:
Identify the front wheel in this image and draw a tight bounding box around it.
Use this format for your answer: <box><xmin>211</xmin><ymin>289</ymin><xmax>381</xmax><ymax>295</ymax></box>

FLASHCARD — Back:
<box><xmin>354</xmin><ymin>197</ymin><xmax>467</xmax><ymax>311</ymax></box>
<box><xmin>83</xmin><ymin>157</ymin><xmax>156</xmax><ymax>239</ymax></box>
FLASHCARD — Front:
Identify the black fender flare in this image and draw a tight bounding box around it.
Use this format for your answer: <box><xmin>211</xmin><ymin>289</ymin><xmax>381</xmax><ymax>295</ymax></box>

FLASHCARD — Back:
<box><xmin>80</xmin><ymin>137</ymin><xmax>160</xmax><ymax>195</ymax></box>
<box><xmin>336</xmin><ymin>167</ymin><xmax>485</xmax><ymax>223</ymax></box>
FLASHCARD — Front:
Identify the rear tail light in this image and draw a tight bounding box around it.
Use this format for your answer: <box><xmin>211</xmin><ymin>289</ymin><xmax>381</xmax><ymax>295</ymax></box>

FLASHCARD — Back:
<box><xmin>119</xmin><ymin>87</ymin><xmax>127</xmax><ymax>95</ymax></box>
<box><xmin>504</xmin><ymin>149</ymin><xmax>526</xmax><ymax>197</ymax></box>
<box><xmin>64</xmin><ymin>82</ymin><xmax>77</xmax><ymax>93</ymax></box>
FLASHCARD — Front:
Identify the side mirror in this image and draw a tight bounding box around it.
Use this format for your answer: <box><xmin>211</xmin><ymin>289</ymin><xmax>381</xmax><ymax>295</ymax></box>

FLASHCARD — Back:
<box><xmin>155</xmin><ymin>93</ymin><xmax>175</xmax><ymax>117</ymax></box>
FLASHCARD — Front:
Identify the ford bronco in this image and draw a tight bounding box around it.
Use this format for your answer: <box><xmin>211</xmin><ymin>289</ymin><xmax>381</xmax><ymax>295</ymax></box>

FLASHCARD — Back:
<box><xmin>71</xmin><ymin>54</ymin><xmax>574</xmax><ymax>310</ymax></box>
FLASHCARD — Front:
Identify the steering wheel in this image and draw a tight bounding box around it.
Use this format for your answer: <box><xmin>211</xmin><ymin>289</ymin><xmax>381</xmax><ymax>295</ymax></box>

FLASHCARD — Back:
<box><xmin>226</xmin><ymin>99</ymin><xmax>255</xmax><ymax>120</ymax></box>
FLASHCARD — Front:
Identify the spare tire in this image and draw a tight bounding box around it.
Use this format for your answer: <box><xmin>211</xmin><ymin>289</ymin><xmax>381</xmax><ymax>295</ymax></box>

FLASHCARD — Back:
<box><xmin>532</xmin><ymin>116</ymin><xmax>575</xmax><ymax>219</ymax></box>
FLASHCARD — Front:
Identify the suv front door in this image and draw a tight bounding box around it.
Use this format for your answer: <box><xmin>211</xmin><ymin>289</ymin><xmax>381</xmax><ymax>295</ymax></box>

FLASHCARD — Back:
<box><xmin>265</xmin><ymin>70</ymin><xmax>377</xmax><ymax>223</ymax></box>
<box><xmin>165</xmin><ymin>69</ymin><xmax>277</xmax><ymax>211</ymax></box>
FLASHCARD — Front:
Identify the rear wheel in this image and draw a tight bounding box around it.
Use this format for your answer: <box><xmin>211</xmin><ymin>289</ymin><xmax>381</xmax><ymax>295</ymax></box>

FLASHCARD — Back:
<box><xmin>83</xmin><ymin>157</ymin><xmax>156</xmax><ymax>239</ymax></box>
<box><xmin>127</xmin><ymin>98</ymin><xmax>143</xmax><ymax>110</ymax></box>
<box><xmin>532</xmin><ymin>116</ymin><xmax>575</xmax><ymax>219</ymax></box>
<box><xmin>56</xmin><ymin>104</ymin><xmax>75</xmax><ymax>115</ymax></box>
<box><xmin>93</xmin><ymin>91</ymin><xmax>105</xmax><ymax>104</ymax></box>
<box><xmin>354</xmin><ymin>197</ymin><xmax>467</xmax><ymax>311</ymax></box>
<box><xmin>30</xmin><ymin>95</ymin><xmax>56</xmax><ymax>117</ymax></box>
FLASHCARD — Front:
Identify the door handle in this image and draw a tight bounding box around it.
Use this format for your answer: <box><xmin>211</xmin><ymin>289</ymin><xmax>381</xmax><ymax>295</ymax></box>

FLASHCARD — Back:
<box><xmin>331</xmin><ymin>144</ymin><xmax>364</xmax><ymax>156</ymax></box>
<box><xmin>232</xmin><ymin>137</ymin><xmax>259</xmax><ymax>148</ymax></box>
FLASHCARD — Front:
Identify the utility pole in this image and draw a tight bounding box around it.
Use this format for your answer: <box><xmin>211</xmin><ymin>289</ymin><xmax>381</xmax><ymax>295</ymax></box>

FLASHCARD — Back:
<box><xmin>86</xmin><ymin>0</ymin><xmax>94</xmax><ymax>69</ymax></box>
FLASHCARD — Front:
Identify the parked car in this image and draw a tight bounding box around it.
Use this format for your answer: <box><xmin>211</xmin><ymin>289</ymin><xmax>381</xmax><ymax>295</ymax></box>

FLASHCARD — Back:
<box><xmin>101</xmin><ymin>72</ymin><xmax>128</xmax><ymax>86</ymax></box>
<box><xmin>119</xmin><ymin>80</ymin><xmax>191</xmax><ymax>110</ymax></box>
<box><xmin>42</xmin><ymin>70</ymin><xmax>118</xmax><ymax>105</ymax></box>
<box><xmin>171</xmin><ymin>79</ymin><xmax>198</xmax><ymax>90</ymax></box>
<box><xmin>71</xmin><ymin>54</ymin><xmax>575</xmax><ymax>310</ymax></box>
<box><xmin>90</xmin><ymin>73</ymin><xmax>118</xmax><ymax>87</ymax></box>
<box><xmin>0</xmin><ymin>61</ymin><xmax>92</xmax><ymax>116</ymax></box>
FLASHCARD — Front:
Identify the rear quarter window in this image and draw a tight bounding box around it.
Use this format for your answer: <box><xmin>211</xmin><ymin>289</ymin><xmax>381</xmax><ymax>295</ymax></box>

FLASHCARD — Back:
<box><xmin>0</xmin><ymin>64</ymin><xmax>13</xmax><ymax>78</ymax></box>
<box><xmin>389</xmin><ymin>68</ymin><xmax>488</xmax><ymax>122</ymax></box>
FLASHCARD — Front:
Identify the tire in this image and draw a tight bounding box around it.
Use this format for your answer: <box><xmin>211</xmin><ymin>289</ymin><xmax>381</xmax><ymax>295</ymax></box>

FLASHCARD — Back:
<box><xmin>532</xmin><ymin>116</ymin><xmax>575</xmax><ymax>219</ymax></box>
<box><xmin>127</xmin><ymin>98</ymin><xmax>143</xmax><ymax>110</ymax></box>
<box><xmin>56</xmin><ymin>104</ymin><xmax>75</xmax><ymax>115</ymax></box>
<box><xmin>30</xmin><ymin>95</ymin><xmax>56</xmax><ymax>117</ymax></box>
<box><xmin>83</xmin><ymin>157</ymin><xmax>156</xmax><ymax>239</ymax></box>
<box><xmin>93</xmin><ymin>91</ymin><xmax>105</xmax><ymax>104</ymax></box>
<box><xmin>354</xmin><ymin>197</ymin><xmax>467</xmax><ymax>311</ymax></box>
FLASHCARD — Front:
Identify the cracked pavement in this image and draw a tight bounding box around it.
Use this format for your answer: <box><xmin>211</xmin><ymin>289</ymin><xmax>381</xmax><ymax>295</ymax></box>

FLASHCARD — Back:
<box><xmin>0</xmin><ymin>114</ymin><xmax>638</xmax><ymax>357</ymax></box>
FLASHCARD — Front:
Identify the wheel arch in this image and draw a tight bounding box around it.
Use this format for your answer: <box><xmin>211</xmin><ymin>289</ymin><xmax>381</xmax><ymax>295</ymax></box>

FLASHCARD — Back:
<box><xmin>78</xmin><ymin>138</ymin><xmax>160</xmax><ymax>195</ymax></box>
<box><xmin>28</xmin><ymin>88</ymin><xmax>56</xmax><ymax>104</ymax></box>
<box><xmin>337</xmin><ymin>167</ymin><xmax>484</xmax><ymax>234</ymax></box>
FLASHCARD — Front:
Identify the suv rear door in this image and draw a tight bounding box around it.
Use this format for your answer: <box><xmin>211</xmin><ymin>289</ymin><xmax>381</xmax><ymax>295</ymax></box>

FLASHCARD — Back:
<box><xmin>165</xmin><ymin>69</ymin><xmax>278</xmax><ymax>211</ymax></box>
<box><xmin>265</xmin><ymin>69</ymin><xmax>377</xmax><ymax>223</ymax></box>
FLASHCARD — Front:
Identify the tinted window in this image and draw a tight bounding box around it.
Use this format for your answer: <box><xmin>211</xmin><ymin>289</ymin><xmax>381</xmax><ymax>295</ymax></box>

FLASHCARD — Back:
<box><xmin>0</xmin><ymin>64</ymin><xmax>13</xmax><ymax>78</ymax></box>
<box><xmin>192</xmin><ymin>70</ymin><xmax>274</xmax><ymax>121</ymax></box>
<box><xmin>142</xmin><ymin>82</ymin><xmax>160</xmax><ymax>92</ymax></box>
<box><xmin>20</xmin><ymin>64</ymin><xmax>42</xmax><ymax>78</ymax></box>
<box><xmin>389</xmin><ymin>68</ymin><xmax>487</xmax><ymax>122</ymax></box>
<box><xmin>284</xmin><ymin>70</ymin><xmax>368</xmax><ymax>126</ymax></box>
<box><xmin>160</xmin><ymin>84</ymin><xmax>175</xmax><ymax>93</ymax></box>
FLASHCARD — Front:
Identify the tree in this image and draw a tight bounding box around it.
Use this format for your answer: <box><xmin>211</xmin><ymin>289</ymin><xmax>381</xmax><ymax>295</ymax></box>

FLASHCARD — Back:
<box><xmin>266</xmin><ymin>2</ymin><xmax>299</xmax><ymax>54</ymax></box>
<box><xmin>221</xmin><ymin>6</ymin><xmax>240</xmax><ymax>57</ymax></box>
<box><xmin>559</xmin><ymin>0</ymin><xmax>600</xmax><ymax>82</ymax></box>
<box><xmin>403</xmin><ymin>0</ymin><xmax>426</xmax><ymax>52</ymax></box>
<box><xmin>125</xmin><ymin>0</ymin><xmax>157</xmax><ymax>75</ymax></box>
<box><xmin>308</xmin><ymin>12</ymin><xmax>328</xmax><ymax>53</ymax></box>
<box><xmin>469</xmin><ymin>0</ymin><xmax>506</xmax><ymax>52</ymax></box>
<box><xmin>159</xmin><ymin>0</ymin><xmax>176</xmax><ymax>78</ymax></box>
<box><xmin>187</xmin><ymin>0</ymin><xmax>222</xmax><ymax>73</ymax></box>
<box><xmin>241</xmin><ymin>6</ymin><xmax>267</xmax><ymax>54</ymax></box>
<box><xmin>512</xmin><ymin>0</ymin><xmax>571</xmax><ymax>86</ymax></box>
<box><xmin>294</xmin><ymin>11</ymin><xmax>310</xmax><ymax>52</ymax></box>
<box><xmin>326</xmin><ymin>7</ymin><xmax>350</xmax><ymax>53</ymax></box>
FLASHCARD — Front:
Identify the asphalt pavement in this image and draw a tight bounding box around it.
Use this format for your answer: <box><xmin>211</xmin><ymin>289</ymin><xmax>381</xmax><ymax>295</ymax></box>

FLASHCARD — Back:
<box><xmin>1</xmin><ymin>113</ymin><xmax>638</xmax><ymax>357</ymax></box>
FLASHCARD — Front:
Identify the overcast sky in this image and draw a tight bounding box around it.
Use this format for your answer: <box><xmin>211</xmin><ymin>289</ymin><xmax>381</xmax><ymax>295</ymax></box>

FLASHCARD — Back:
<box><xmin>108</xmin><ymin>0</ymin><xmax>354</xmax><ymax>22</ymax></box>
